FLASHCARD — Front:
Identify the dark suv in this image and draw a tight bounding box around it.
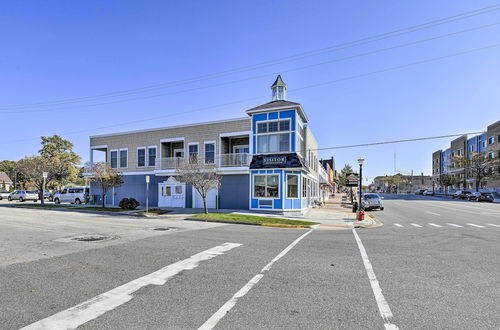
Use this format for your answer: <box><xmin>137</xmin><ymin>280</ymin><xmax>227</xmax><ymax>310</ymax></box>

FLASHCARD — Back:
<box><xmin>453</xmin><ymin>190</ymin><xmax>472</xmax><ymax>200</ymax></box>
<box><xmin>468</xmin><ymin>192</ymin><xmax>494</xmax><ymax>202</ymax></box>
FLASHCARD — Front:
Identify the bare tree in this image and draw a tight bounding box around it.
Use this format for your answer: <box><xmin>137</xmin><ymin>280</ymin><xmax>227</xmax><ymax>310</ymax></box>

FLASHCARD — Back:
<box><xmin>86</xmin><ymin>162</ymin><xmax>123</xmax><ymax>208</ymax></box>
<box><xmin>176</xmin><ymin>158</ymin><xmax>221</xmax><ymax>214</ymax></box>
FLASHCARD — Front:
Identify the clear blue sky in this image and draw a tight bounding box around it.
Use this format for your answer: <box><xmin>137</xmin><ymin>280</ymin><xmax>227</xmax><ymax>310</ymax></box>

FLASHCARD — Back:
<box><xmin>1</xmin><ymin>0</ymin><xmax>499</xmax><ymax>183</ymax></box>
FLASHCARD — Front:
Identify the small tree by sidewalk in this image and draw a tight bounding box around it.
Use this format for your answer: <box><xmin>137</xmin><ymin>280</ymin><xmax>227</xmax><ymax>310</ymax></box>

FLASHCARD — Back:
<box><xmin>86</xmin><ymin>162</ymin><xmax>123</xmax><ymax>208</ymax></box>
<box><xmin>176</xmin><ymin>158</ymin><xmax>221</xmax><ymax>214</ymax></box>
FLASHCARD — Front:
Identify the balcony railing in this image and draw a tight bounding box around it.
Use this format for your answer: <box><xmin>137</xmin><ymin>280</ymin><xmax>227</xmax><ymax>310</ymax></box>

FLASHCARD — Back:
<box><xmin>155</xmin><ymin>153</ymin><xmax>251</xmax><ymax>171</ymax></box>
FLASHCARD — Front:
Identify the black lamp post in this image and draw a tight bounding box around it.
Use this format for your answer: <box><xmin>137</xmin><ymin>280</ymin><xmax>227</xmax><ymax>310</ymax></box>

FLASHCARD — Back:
<box><xmin>358</xmin><ymin>157</ymin><xmax>365</xmax><ymax>211</ymax></box>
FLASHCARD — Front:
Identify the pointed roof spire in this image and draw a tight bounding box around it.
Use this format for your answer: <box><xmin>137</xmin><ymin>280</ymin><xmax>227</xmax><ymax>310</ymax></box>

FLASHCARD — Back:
<box><xmin>271</xmin><ymin>74</ymin><xmax>286</xmax><ymax>88</ymax></box>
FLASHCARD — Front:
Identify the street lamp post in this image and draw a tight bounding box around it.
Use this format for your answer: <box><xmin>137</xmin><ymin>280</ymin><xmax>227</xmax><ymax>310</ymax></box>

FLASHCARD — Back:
<box><xmin>145</xmin><ymin>175</ymin><xmax>150</xmax><ymax>213</ymax></box>
<box><xmin>357</xmin><ymin>157</ymin><xmax>365</xmax><ymax>213</ymax></box>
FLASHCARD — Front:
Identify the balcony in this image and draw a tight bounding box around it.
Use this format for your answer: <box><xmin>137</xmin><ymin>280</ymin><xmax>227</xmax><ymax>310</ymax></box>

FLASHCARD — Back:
<box><xmin>155</xmin><ymin>153</ymin><xmax>251</xmax><ymax>171</ymax></box>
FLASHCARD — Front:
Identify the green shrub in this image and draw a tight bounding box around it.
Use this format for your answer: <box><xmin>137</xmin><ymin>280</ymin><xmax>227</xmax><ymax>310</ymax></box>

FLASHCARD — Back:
<box><xmin>119</xmin><ymin>197</ymin><xmax>140</xmax><ymax>210</ymax></box>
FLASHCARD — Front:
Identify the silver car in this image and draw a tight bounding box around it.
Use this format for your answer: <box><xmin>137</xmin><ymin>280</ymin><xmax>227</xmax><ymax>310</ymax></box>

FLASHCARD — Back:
<box><xmin>8</xmin><ymin>190</ymin><xmax>39</xmax><ymax>202</ymax></box>
<box><xmin>0</xmin><ymin>190</ymin><xmax>11</xmax><ymax>200</ymax></box>
<box><xmin>362</xmin><ymin>193</ymin><xmax>384</xmax><ymax>210</ymax></box>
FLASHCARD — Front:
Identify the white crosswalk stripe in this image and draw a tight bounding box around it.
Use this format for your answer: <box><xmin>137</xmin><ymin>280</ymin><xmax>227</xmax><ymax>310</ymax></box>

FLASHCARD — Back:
<box><xmin>466</xmin><ymin>223</ymin><xmax>485</xmax><ymax>228</ymax></box>
<box><xmin>447</xmin><ymin>223</ymin><xmax>463</xmax><ymax>228</ymax></box>
<box><xmin>487</xmin><ymin>224</ymin><xmax>500</xmax><ymax>227</ymax></box>
<box><xmin>428</xmin><ymin>223</ymin><xmax>442</xmax><ymax>228</ymax></box>
<box><xmin>410</xmin><ymin>223</ymin><xmax>422</xmax><ymax>227</ymax></box>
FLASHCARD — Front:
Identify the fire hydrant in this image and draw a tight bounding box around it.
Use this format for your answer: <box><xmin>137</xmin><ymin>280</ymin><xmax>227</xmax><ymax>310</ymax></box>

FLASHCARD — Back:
<box><xmin>357</xmin><ymin>210</ymin><xmax>365</xmax><ymax>221</ymax></box>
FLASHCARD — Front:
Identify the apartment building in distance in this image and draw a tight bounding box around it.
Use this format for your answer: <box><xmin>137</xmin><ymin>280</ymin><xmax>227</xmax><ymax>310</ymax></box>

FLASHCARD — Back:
<box><xmin>86</xmin><ymin>76</ymin><xmax>329</xmax><ymax>212</ymax></box>
<box><xmin>431</xmin><ymin>119</ymin><xmax>500</xmax><ymax>191</ymax></box>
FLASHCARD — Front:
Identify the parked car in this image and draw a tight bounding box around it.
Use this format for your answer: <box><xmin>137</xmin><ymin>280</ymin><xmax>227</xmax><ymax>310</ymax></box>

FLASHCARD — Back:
<box><xmin>452</xmin><ymin>190</ymin><xmax>472</xmax><ymax>200</ymax></box>
<box><xmin>7</xmin><ymin>190</ymin><xmax>39</xmax><ymax>202</ymax></box>
<box><xmin>0</xmin><ymin>190</ymin><xmax>11</xmax><ymax>200</ymax></box>
<box><xmin>362</xmin><ymin>193</ymin><xmax>384</xmax><ymax>211</ymax></box>
<box><xmin>468</xmin><ymin>192</ymin><xmax>494</xmax><ymax>202</ymax></box>
<box><xmin>415</xmin><ymin>189</ymin><xmax>426</xmax><ymax>195</ymax></box>
<box><xmin>423</xmin><ymin>190</ymin><xmax>435</xmax><ymax>196</ymax></box>
<box><xmin>53</xmin><ymin>187</ymin><xmax>89</xmax><ymax>204</ymax></box>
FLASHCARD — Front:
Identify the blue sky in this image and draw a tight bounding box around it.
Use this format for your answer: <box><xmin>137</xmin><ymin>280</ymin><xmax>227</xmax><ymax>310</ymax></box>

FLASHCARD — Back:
<box><xmin>1</xmin><ymin>0</ymin><xmax>499</xmax><ymax>183</ymax></box>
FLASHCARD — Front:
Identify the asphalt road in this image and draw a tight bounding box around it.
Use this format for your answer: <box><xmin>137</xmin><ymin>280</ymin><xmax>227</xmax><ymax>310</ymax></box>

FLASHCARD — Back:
<box><xmin>0</xmin><ymin>197</ymin><xmax>499</xmax><ymax>329</ymax></box>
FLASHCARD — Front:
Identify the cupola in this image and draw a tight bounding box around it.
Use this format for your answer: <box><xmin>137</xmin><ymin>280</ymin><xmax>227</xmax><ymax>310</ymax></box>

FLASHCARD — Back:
<box><xmin>271</xmin><ymin>75</ymin><xmax>287</xmax><ymax>101</ymax></box>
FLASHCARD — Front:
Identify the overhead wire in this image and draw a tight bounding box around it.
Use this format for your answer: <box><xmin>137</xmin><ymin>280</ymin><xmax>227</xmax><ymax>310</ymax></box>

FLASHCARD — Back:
<box><xmin>2</xmin><ymin>21</ymin><xmax>500</xmax><ymax>114</ymax></box>
<box><xmin>1</xmin><ymin>3</ymin><xmax>499</xmax><ymax>110</ymax></box>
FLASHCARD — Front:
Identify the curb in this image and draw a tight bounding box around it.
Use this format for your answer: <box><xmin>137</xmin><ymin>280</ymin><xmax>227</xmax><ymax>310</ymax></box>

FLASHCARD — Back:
<box><xmin>185</xmin><ymin>217</ymin><xmax>312</xmax><ymax>229</ymax></box>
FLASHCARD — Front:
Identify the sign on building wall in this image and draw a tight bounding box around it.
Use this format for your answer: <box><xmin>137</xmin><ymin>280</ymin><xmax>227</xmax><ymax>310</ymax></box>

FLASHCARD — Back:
<box><xmin>250</xmin><ymin>153</ymin><xmax>305</xmax><ymax>169</ymax></box>
<box><xmin>346</xmin><ymin>173</ymin><xmax>359</xmax><ymax>187</ymax></box>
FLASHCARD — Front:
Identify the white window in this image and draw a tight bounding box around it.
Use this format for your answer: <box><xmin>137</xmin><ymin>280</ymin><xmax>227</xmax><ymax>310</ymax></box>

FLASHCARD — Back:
<box><xmin>488</xmin><ymin>136</ymin><xmax>495</xmax><ymax>145</ymax></box>
<box><xmin>148</xmin><ymin>146</ymin><xmax>157</xmax><ymax>167</ymax></box>
<box><xmin>286</xmin><ymin>174</ymin><xmax>299</xmax><ymax>198</ymax></box>
<box><xmin>137</xmin><ymin>148</ymin><xmax>146</xmax><ymax>167</ymax></box>
<box><xmin>253</xmin><ymin>174</ymin><xmax>279</xmax><ymax>198</ymax></box>
<box><xmin>256</xmin><ymin>119</ymin><xmax>291</xmax><ymax>153</ymax></box>
<box><xmin>110</xmin><ymin>150</ymin><xmax>118</xmax><ymax>168</ymax></box>
<box><xmin>120</xmin><ymin>149</ymin><xmax>128</xmax><ymax>168</ymax></box>
<box><xmin>204</xmin><ymin>142</ymin><xmax>215</xmax><ymax>164</ymax></box>
<box><xmin>188</xmin><ymin>143</ymin><xmax>199</xmax><ymax>163</ymax></box>
<box><xmin>488</xmin><ymin>152</ymin><xmax>494</xmax><ymax>160</ymax></box>
<box><xmin>302</xmin><ymin>177</ymin><xmax>307</xmax><ymax>197</ymax></box>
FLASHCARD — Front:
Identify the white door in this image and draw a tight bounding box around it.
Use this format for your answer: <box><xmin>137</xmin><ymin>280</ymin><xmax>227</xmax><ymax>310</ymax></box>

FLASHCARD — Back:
<box><xmin>193</xmin><ymin>188</ymin><xmax>218</xmax><ymax>209</ymax></box>
<box><xmin>158</xmin><ymin>177</ymin><xmax>185</xmax><ymax>208</ymax></box>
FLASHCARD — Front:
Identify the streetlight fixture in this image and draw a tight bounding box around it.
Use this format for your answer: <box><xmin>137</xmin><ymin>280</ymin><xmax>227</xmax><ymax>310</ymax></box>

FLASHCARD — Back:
<box><xmin>357</xmin><ymin>157</ymin><xmax>365</xmax><ymax>214</ymax></box>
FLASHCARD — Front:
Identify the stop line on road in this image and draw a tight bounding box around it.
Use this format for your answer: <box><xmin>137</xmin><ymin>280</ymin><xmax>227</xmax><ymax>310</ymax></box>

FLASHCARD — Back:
<box><xmin>391</xmin><ymin>223</ymin><xmax>499</xmax><ymax>229</ymax></box>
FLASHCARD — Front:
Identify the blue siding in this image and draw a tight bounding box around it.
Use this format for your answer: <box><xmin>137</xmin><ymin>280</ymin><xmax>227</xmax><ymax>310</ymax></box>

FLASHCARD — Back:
<box><xmin>185</xmin><ymin>184</ymin><xmax>193</xmax><ymax>208</ymax></box>
<box><xmin>90</xmin><ymin>174</ymin><xmax>160</xmax><ymax>208</ymax></box>
<box><xmin>268</xmin><ymin>112</ymin><xmax>279</xmax><ymax>119</ymax></box>
<box><xmin>219</xmin><ymin>175</ymin><xmax>249</xmax><ymax>210</ymax></box>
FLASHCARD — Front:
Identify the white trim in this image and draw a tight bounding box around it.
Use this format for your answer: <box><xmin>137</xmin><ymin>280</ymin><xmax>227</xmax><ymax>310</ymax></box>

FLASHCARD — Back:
<box><xmin>137</xmin><ymin>147</ymin><xmax>146</xmax><ymax>168</ymax></box>
<box><xmin>90</xmin><ymin>145</ymin><xmax>108</xmax><ymax>149</ymax></box>
<box><xmin>110</xmin><ymin>149</ymin><xmax>118</xmax><ymax>169</ymax></box>
<box><xmin>233</xmin><ymin>145</ymin><xmax>249</xmax><ymax>153</ymax></box>
<box><xmin>90</xmin><ymin>117</ymin><xmax>249</xmax><ymax>138</ymax></box>
<box><xmin>219</xmin><ymin>131</ymin><xmax>251</xmax><ymax>138</ymax></box>
<box><xmin>119</xmin><ymin>148</ymin><xmax>129</xmax><ymax>169</ymax></box>
<box><xmin>160</xmin><ymin>137</ymin><xmax>185</xmax><ymax>143</ymax></box>
<box><xmin>252</xmin><ymin>173</ymin><xmax>281</xmax><ymax>199</ymax></box>
<box><xmin>246</xmin><ymin>104</ymin><xmax>309</xmax><ymax>123</ymax></box>
<box><xmin>204</xmin><ymin>141</ymin><xmax>216</xmax><ymax>165</ymax></box>
<box><xmin>285</xmin><ymin>173</ymin><xmax>300</xmax><ymax>199</ymax></box>
<box><xmin>173</xmin><ymin>148</ymin><xmax>185</xmax><ymax>157</ymax></box>
<box><xmin>121</xmin><ymin>171</ymin><xmax>156</xmax><ymax>175</ymax></box>
<box><xmin>147</xmin><ymin>146</ymin><xmax>157</xmax><ymax>167</ymax></box>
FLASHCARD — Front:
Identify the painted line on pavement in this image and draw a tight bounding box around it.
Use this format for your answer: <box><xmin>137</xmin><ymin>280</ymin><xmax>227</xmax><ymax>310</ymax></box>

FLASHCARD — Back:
<box><xmin>394</xmin><ymin>224</ymin><xmax>403</xmax><ymax>228</ymax></box>
<box><xmin>487</xmin><ymin>223</ymin><xmax>500</xmax><ymax>227</ymax></box>
<box><xmin>21</xmin><ymin>242</ymin><xmax>242</xmax><ymax>330</ymax></box>
<box><xmin>410</xmin><ymin>223</ymin><xmax>422</xmax><ymax>228</ymax></box>
<box><xmin>352</xmin><ymin>229</ymin><xmax>398</xmax><ymax>330</ymax></box>
<box><xmin>447</xmin><ymin>223</ymin><xmax>463</xmax><ymax>228</ymax></box>
<box><xmin>466</xmin><ymin>223</ymin><xmax>485</xmax><ymax>228</ymax></box>
<box><xmin>199</xmin><ymin>229</ymin><xmax>313</xmax><ymax>330</ymax></box>
<box><xmin>428</xmin><ymin>223</ymin><xmax>442</xmax><ymax>228</ymax></box>
<box><xmin>425</xmin><ymin>211</ymin><xmax>441</xmax><ymax>216</ymax></box>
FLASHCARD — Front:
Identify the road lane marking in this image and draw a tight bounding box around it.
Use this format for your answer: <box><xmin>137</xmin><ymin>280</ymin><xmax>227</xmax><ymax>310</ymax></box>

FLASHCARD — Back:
<box><xmin>487</xmin><ymin>224</ymin><xmax>500</xmax><ymax>227</ymax></box>
<box><xmin>447</xmin><ymin>223</ymin><xmax>463</xmax><ymax>228</ymax></box>
<box><xmin>428</xmin><ymin>223</ymin><xmax>442</xmax><ymax>228</ymax></box>
<box><xmin>425</xmin><ymin>211</ymin><xmax>441</xmax><ymax>216</ymax></box>
<box><xmin>199</xmin><ymin>229</ymin><xmax>313</xmax><ymax>330</ymax></box>
<box><xmin>352</xmin><ymin>229</ymin><xmax>398</xmax><ymax>330</ymax></box>
<box><xmin>394</xmin><ymin>224</ymin><xmax>404</xmax><ymax>227</ymax></box>
<box><xmin>22</xmin><ymin>242</ymin><xmax>242</xmax><ymax>330</ymax></box>
<box><xmin>410</xmin><ymin>223</ymin><xmax>422</xmax><ymax>227</ymax></box>
<box><xmin>466</xmin><ymin>223</ymin><xmax>485</xmax><ymax>228</ymax></box>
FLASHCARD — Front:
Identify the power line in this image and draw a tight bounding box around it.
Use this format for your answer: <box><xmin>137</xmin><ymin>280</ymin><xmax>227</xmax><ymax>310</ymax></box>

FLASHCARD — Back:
<box><xmin>2</xmin><ymin>24</ymin><xmax>500</xmax><ymax>115</ymax></box>
<box><xmin>312</xmin><ymin>132</ymin><xmax>485</xmax><ymax>151</ymax></box>
<box><xmin>1</xmin><ymin>4</ymin><xmax>499</xmax><ymax>110</ymax></box>
<box><xmin>0</xmin><ymin>43</ymin><xmax>498</xmax><ymax>145</ymax></box>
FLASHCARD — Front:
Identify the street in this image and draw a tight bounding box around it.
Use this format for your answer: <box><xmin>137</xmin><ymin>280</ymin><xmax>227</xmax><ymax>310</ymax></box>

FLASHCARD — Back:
<box><xmin>0</xmin><ymin>197</ymin><xmax>499</xmax><ymax>329</ymax></box>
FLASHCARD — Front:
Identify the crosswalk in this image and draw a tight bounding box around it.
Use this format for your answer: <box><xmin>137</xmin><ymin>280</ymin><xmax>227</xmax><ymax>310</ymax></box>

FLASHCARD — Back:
<box><xmin>391</xmin><ymin>223</ymin><xmax>500</xmax><ymax>229</ymax></box>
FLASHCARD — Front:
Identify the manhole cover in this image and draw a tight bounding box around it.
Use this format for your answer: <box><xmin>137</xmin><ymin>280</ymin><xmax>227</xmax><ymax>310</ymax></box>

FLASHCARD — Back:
<box><xmin>153</xmin><ymin>227</ymin><xmax>174</xmax><ymax>231</ymax></box>
<box><xmin>71</xmin><ymin>235</ymin><xmax>115</xmax><ymax>242</ymax></box>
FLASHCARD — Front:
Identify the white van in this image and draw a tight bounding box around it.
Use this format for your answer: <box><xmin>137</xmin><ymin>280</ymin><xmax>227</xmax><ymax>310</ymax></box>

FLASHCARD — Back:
<box><xmin>53</xmin><ymin>187</ymin><xmax>89</xmax><ymax>204</ymax></box>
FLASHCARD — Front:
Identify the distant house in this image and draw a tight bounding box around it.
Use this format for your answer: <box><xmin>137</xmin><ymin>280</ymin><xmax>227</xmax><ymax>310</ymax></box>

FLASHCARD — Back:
<box><xmin>0</xmin><ymin>171</ymin><xmax>13</xmax><ymax>191</ymax></box>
